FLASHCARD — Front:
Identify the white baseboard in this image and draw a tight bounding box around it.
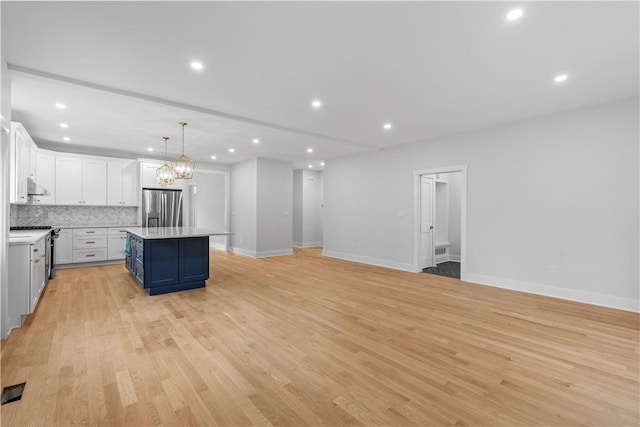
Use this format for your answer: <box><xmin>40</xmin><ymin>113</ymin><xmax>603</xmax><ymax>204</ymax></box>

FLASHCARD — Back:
<box><xmin>209</xmin><ymin>241</ymin><xmax>227</xmax><ymax>251</ymax></box>
<box><xmin>435</xmin><ymin>254</ymin><xmax>461</xmax><ymax>264</ymax></box>
<box><xmin>256</xmin><ymin>249</ymin><xmax>293</xmax><ymax>258</ymax></box>
<box><xmin>293</xmin><ymin>241</ymin><xmax>323</xmax><ymax>248</ymax></box>
<box><xmin>435</xmin><ymin>254</ymin><xmax>448</xmax><ymax>264</ymax></box>
<box><xmin>322</xmin><ymin>250</ymin><xmax>415</xmax><ymax>273</ymax></box>
<box><xmin>464</xmin><ymin>272</ymin><xmax>639</xmax><ymax>313</ymax></box>
<box><xmin>231</xmin><ymin>247</ymin><xmax>257</xmax><ymax>258</ymax></box>
<box><xmin>57</xmin><ymin>259</ymin><xmax>124</xmax><ymax>269</ymax></box>
<box><xmin>231</xmin><ymin>247</ymin><xmax>294</xmax><ymax>258</ymax></box>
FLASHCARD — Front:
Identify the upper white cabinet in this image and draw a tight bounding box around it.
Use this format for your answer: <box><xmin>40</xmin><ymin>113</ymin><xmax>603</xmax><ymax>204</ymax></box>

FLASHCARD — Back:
<box><xmin>9</xmin><ymin>122</ymin><xmax>37</xmax><ymax>204</ymax></box>
<box><xmin>141</xmin><ymin>161</ymin><xmax>185</xmax><ymax>190</ymax></box>
<box><xmin>83</xmin><ymin>159</ymin><xmax>108</xmax><ymax>205</ymax></box>
<box><xmin>107</xmin><ymin>160</ymin><xmax>139</xmax><ymax>206</ymax></box>
<box><xmin>55</xmin><ymin>156</ymin><xmax>107</xmax><ymax>205</ymax></box>
<box><xmin>34</xmin><ymin>151</ymin><xmax>56</xmax><ymax>204</ymax></box>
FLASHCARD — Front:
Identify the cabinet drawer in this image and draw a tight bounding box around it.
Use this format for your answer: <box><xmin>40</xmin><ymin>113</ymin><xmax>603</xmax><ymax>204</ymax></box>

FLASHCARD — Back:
<box><xmin>108</xmin><ymin>227</ymin><xmax>129</xmax><ymax>235</ymax></box>
<box><xmin>73</xmin><ymin>228</ymin><xmax>106</xmax><ymax>237</ymax></box>
<box><xmin>73</xmin><ymin>248</ymin><xmax>107</xmax><ymax>262</ymax></box>
<box><xmin>73</xmin><ymin>236</ymin><xmax>107</xmax><ymax>249</ymax></box>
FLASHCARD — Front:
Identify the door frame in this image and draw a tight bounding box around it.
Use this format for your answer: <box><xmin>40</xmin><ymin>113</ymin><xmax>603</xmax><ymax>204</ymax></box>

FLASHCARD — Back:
<box><xmin>412</xmin><ymin>165</ymin><xmax>468</xmax><ymax>278</ymax></box>
<box><xmin>419</xmin><ymin>175</ymin><xmax>436</xmax><ymax>270</ymax></box>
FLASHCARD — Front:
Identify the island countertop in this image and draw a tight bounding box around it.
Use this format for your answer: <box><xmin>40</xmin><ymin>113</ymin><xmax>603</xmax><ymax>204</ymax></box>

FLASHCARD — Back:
<box><xmin>125</xmin><ymin>227</ymin><xmax>232</xmax><ymax>240</ymax></box>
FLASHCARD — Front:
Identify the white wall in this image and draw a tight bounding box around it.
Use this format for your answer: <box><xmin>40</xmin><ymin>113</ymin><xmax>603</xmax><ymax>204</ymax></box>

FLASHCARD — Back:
<box><xmin>1</xmin><ymin>49</ymin><xmax>12</xmax><ymax>338</ymax></box>
<box><xmin>193</xmin><ymin>170</ymin><xmax>227</xmax><ymax>249</ymax></box>
<box><xmin>324</xmin><ymin>99</ymin><xmax>639</xmax><ymax>312</ymax></box>
<box><xmin>230</xmin><ymin>157</ymin><xmax>293</xmax><ymax>258</ymax></box>
<box><xmin>256</xmin><ymin>158</ymin><xmax>293</xmax><ymax>256</ymax></box>
<box><xmin>292</xmin><ymin>169</ymin><xmax>303</xmax><ymax>245</ymax></box>
<box><xmin>448</xmin><ymin>171</ymin><xmax>462</xmax><ymax>259</ymax></box>
<box><xmin>230</xmin><ymin>158</ymin><xmax>257</xmax><ymax>254</ymax></box>
<box><xmin>292</xmin><ymin>169</ymin><xmax>324</xmax><ymax>247</ymax></box>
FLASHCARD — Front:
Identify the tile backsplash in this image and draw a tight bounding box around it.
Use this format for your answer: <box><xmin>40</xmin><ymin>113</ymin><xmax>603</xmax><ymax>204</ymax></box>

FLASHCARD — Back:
<box><xmin>11</xmin><ymin>205</ymin><xmax>139</xmax><ymax>227</ymax></box>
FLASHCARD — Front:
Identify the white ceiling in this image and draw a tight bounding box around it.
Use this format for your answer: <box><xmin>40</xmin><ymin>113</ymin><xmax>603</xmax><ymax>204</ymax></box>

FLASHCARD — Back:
<box><xmin>2</xmin><ymin>1</ymin><xmax>638</xmax><ymax>169</ymax></box>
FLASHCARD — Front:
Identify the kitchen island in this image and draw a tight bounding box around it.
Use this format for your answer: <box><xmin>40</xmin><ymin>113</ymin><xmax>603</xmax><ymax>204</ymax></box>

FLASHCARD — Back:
<box><xmin>125</xmin><ymin>227</ymin><xmax>231</xmax><ymax>295</ymax></box>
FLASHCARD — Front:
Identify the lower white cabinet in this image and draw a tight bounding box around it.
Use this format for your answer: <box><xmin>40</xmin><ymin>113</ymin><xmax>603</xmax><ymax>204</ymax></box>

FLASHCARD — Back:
<box><xmin>8</xmin><ymin>236</ymin><xmax>47</xmax><ymax>332</ymax></box>
<box><xmin>107</xmin><ymin>228</ymin><xmax>128</xmax><ymax>260</ymax></box>
<box><xmin>72</xmin><ymin>228</ymin><xmax>107</xmax><ymax>262</ymax></box>
<box><xmin>55</xmin><ymin>229</ymin><xmax>73</xmax><ymax>264</ymax></box>
<box><xmin>56</xmin><ymin>227</ymin><xmax>130</xmax><ymax>265</ymax></box>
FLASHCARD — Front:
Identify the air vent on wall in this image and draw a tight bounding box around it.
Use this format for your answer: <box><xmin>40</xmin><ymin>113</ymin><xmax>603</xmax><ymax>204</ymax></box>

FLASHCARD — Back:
<box><xmin>435</xmin><ymin>247</ymin><xmax>447</xmax><ymax>256</ymax></box>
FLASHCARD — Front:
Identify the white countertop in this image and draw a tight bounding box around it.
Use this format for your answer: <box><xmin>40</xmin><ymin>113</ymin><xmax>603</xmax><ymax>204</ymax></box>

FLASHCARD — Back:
<box><xmin>9</xmin><ymin>229</ymin><xmax>51</xmax><ymax>246</ymax></box>
<box><xmin>125</xmin><ymin>227</ymin><xmax>232</xmax><ymax>240</ymax></box>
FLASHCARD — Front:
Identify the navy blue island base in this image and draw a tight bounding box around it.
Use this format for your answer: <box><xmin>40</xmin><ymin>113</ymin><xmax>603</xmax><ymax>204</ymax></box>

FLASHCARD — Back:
<box><xmin>126</xmin><ymin>231</ymin><xmax>211</xmax><ymax>295</ymax></box>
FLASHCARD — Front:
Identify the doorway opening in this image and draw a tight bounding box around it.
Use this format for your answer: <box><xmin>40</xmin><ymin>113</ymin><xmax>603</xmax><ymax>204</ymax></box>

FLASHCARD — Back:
<box><xmin>413</xmin><ymin>165</ymin><xmax>467</xmax><ymax>280</ymax></box>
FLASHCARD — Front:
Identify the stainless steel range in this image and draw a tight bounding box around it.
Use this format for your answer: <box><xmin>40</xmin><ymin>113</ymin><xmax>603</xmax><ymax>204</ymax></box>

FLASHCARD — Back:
<box><xmin>9</xmin><ymin>226</ymin><xmax>61</xmax><ymax>279</ymax></box>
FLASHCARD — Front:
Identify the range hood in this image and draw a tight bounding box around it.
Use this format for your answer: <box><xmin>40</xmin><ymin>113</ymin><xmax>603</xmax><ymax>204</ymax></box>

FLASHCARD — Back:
<box><xmin>27</xmin><ymin>176</ymin><xmax>51</xmax><ymax>196</ymax></box>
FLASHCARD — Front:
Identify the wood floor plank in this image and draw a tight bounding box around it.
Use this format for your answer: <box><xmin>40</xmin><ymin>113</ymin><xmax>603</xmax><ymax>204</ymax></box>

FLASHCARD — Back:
<box><xmin>1</xmin><ymin>247</ymin><xmax>638</xmax><ymax>426</ymax></box>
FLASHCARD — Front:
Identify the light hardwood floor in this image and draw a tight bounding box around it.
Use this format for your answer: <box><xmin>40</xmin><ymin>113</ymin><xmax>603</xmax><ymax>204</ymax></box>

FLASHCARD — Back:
<box><xmin>1</xmin><ymin>248</ymin><xmax>638</xmax><ymax>426</ymax></box>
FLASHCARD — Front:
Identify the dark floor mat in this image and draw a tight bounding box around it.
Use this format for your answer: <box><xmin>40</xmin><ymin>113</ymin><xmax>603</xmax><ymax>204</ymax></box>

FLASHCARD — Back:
<box><xmin>422</xmin><ymin>261</ymin><xmax>460</xmax><ymax>279</ymax></box>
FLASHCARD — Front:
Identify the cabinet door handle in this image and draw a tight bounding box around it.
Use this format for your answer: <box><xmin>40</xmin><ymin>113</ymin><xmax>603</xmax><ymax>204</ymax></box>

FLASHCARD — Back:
<box><xmin>86</xmin><ymin>241</ymin><xmax>95</xmax><ymax>244</ymax></box>
<box><xmin>85</xmin><ymin>254</ymin><xmax>95</xmax><ymax>257</ymax></box>
<box><xmin>34</xmin><ymin>259</ymin><xmax>40</xmax><ymax>263</ymax></box>
<box><xmin>33</xmin><ymin>248</ymin><xmax>39</xmax><ymax>252</ymax></box>
<box><xmin>85</xmin><ymin>231</ymin><xmax>95</xmax><ymax>234</ymax></box>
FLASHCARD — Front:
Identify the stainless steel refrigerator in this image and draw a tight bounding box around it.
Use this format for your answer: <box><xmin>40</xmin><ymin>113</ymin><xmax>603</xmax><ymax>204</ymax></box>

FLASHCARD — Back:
<box><xmin>142</xmin><ymin>188</ymin><xmax>183</xmax><ymax>227</ymax></box>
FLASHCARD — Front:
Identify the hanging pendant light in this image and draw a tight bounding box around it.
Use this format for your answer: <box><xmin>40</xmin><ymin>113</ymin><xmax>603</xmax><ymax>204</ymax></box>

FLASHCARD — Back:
<box><xmin>156</xmin><ymin>136</ymin><xmax>175</xmax><ymax>186</ymax></box>
<box><xmin>173</xmin><ymin>121</ymin><xmax>195</xmax><ymax>179</ymax></box>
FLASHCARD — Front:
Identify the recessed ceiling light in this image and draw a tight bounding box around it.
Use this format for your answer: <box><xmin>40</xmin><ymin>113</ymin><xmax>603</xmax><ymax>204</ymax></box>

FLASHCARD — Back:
<box><xmin>252</xmin><ymin>138</ymin><xmax>260</xmax><ymax>144</ymax></box>
<box><xmin>59</xmin><ymin>123</ymin><xmax>69</xmax><ymax>128</ymax></box>
<box><xmin>211</xmin><ymin>155</ymin><xmax>217</xmax><ymax>159</ymax></box>
<box><xmin>190</xmin><ymin>61</ymin><xmax>203</xmax><ymax>70</ymax></box>
<box><xmin>506</xmin><ymin>9</ymin><xmax>523</xmax><ymax>21</ymax></box>
<box><xmin>554</xmin><ymin>74</ymin><xmax>569</xmax><ymax>83</ymax></box>
<box><xmin>63</xmin><ymin>137</ymin><xmax>71</xmax><ymax>142</ymax></box>
<box><xmin>229</xmin><ymin>148</ymin><xmax>235</xmax><ymax>153</ymax></box>
<box><xmin>307</xmin><ymin>148</ymin><xmax>313</xmax><ymax>153</ymax></box>
<box><xmin>311</xmin><ymin>99</ymin><xmax>322</xmax><ymax>109</ymax></box>
<box><xmin>147</xmin><ymin>147</ymin><xmax>154</xmax><ymax>152</ymax></box>
<box><xmin>308</xmin><ymin>164</ymin><xmax>313</xmax><ymax>168</ymax></box>
<box><xmin>383</xmin><ymin>122</ymin><xmax>392</xmax><ymax>130</ymax></box>
<box><xmin>55</xmin><ymin>102</ymin><xmax>66</xmax><ymax>109</ymax></box>
<box><xmin>320</xmin><ymin>162</ymin><xmax>325</xmax><ymax>166</ymax></box>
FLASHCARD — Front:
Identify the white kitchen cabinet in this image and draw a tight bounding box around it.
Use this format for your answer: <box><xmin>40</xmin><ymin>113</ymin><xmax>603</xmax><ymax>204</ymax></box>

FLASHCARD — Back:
<box><xmin>9</xmin><ymin>122</ymin><xmax>37</xmax><ymax>204</ymax></box>
<box><xmin>55</xmin><ymin>157</ymin><xmax>83</xmax><ymax>204</ymax></box>
<box><xmin>83</xmin><ymin>159</ymin><xmax>108</xmax><ymax>205</ymax></box>
<box><xmin>29</xmin><ymin>237</ymin><xmax>47</xmax><ymax>311</ymax></box>
<box><xmin>55</xmin><ymin>156</ymin><xmax>107</xmax><ymax>205</ymax></box>
<box><xmin>34</xmin><ymin>151</ymin><xmax>56</xmax><ymax>204</ymax></box>
<box><xmin>107</xmin><ymin>228</ymin><xmax>129</xmax><ymax>260</ymax></box>
<box><xmin>72</xmin><ymin>228</ymin><xmax>107</xmax><ymax>262</ymax></box>
<box><xmin>8</xmin><ymin>236</ymin><xmax>47</xmax><ymax>332</ymax></box>
<box><xmin>55</xmin><ymin>229</ymin><xmax>73</xmax><ymax>265</ymax></box>
<box><xmin>8</xmin><ymin>244</ymin><xmax>30</xmax><ymax>329</ymax></box>
<box><xmin>108</xmin><ymin>160</ymin><xmax>139</xmax><ymax>206</ymax></box>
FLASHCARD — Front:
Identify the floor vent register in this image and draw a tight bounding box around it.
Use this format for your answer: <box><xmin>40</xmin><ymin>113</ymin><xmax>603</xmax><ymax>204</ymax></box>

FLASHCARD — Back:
<box><xmin>1</xmin><ymin>382</ymin><xmax>26</xmax><ymax>405</ymax></box>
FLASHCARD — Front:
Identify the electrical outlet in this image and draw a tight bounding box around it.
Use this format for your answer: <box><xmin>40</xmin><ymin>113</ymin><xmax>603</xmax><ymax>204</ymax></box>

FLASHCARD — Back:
<box><xmin>548</xmin><ymin>266</ymin><xmax>557</xmax><ymax>276</ymax></box>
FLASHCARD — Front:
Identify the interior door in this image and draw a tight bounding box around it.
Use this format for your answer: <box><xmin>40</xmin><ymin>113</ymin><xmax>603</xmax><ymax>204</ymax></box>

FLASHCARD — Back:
<box><xmin>420</xmin><ymin>175</ymin><xmax>435</xmax><ymax>269</ymax></box>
